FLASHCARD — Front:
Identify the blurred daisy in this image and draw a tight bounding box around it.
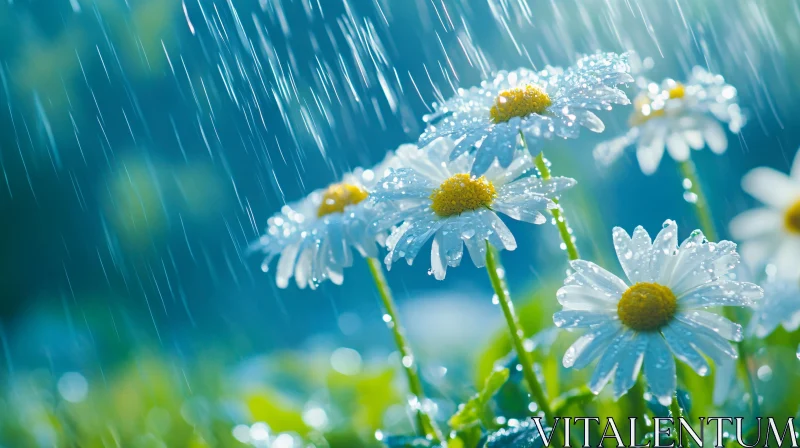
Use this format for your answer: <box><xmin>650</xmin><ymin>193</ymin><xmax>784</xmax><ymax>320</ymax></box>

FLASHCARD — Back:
<box><xmin>554</xmin><ymin>220</ymin><xmax>762</xmax><ymax>405</ymax></box>
<box><xmin>249</xmin><ymin>155</ymin><xmax>400</xmax><ymax>289</ymax></box>
<box><xmin>594</xmin><ymin>67</ymin><xmax>745</xmax><ymax>175</ymax></box>
<box><xmin>748</xmin><ymin>279</ymin><xmax>800</xmax><ymax>338</ymax></box>
<box><xmin>370</xmin><ymin>137</ymin><xmax>576</xmax><ymax>279</ymax></box>
<box><xmin>420</xmin><ymin>52</ymin><xmax>632</xmax><ymax>174</ymax></box>
<box><xmin>729</xmin><ymin>150</ymin><xmax>800</xmax><ymax>280</ymax></box>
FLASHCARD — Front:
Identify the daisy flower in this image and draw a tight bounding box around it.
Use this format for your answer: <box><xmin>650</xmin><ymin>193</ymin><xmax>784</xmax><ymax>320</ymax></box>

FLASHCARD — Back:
<box><xmin>249</xmin><ymin>155</ymin><xmax>400</xmax><ymax>289</ymax></box>
<box><xmin>554</xmin><ymin>220</ymin><xmax>762</xmax><ymax>405</ymax></box>
<box><xmin>748</xmin><ymin>279</ymin><xmax>800</xmax><ymax>338</ymax></box>
<box><xmin>729</xmin><ymin>149</ymin><xmax>800</xmax><ymax>280</ymax></box>
<box><xmin>594</xmin><ymin>67</ymin><xmax>746</xmax><ymax>175</ymax></box>
<box><xmin>419</xmin><ymin>52</ymin><xmax>632</xmax><ymax>175</ymax></box>
<box><xmin>370</xmin><ymin>137</ymin><xmax>576</xmax><ymax>280</ymax></box>
<box><xmin>250</xmin><ymin>151</ymin><xmax>445</xmax><ymax>441</ymax></box>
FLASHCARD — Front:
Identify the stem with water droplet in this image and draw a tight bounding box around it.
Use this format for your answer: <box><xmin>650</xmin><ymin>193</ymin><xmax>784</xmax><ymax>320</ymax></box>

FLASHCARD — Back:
<box><xmin>532</xmin><ymin>150</ymin><xmax>580</xmax><ymax>261</ymax></box>
<box><xmin>677</xmin><ymin>159</ymin><xmax>718</xmax><ymax>242</ymax></box>
<box><xmin>484</xmin><ymin>242</ymin><xmax>564</xmax><ymax>447</ymax></box>
<box><xmin>367</xmin><ymin>257</ymin><xmax>442</xmax><ymax>442</ymax></box>
<box><xmin>677</xmin><ymin>160</ymin><xmax>759</xmax><ymax>417</ymax></box>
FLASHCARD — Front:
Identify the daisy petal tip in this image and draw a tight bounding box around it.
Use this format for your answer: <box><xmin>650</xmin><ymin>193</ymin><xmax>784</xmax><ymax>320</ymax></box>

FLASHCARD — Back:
<box><xmin>589</xmin><ymin>384</ymin><xmax>604</xmax><ymax>395</ymax></box>
<box><xmin>657</xmin><ymin>395</ymin><xmax>673</xmax><ymax>407</ymax></box>
<box><xmin>567</xmin><ymin>259</ymin><xmax>586</xmax><ymax>270</ymax></box>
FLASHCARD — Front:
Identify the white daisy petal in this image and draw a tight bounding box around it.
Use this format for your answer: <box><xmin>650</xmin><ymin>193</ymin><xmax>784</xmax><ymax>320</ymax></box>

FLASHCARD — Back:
<box><xmin>430</xmin><ymin>231</ymin><xmax>449</xmax><ymax>281</ymax></box>
<box><xmin>612</xmin><ymin>225</ymin><xmax>653</xmax><ymax>284</ymax></box>
<box><xmin>554</xmin><ymin>310</ymin><xmax>616</xmax><ymax>328</ymax></box>
<box><xmin>665</xmin><ymin>132</ymin><xmax>690</xmax><ymax>161</ymax></box>
<box><xmin>386</xmin><ymin>216</ymin><xmax>444</xmax><ymax>269</ymax></box>
<box><xmin>742</xmin><ymin>167</ymin><xmax>800</xmax><ymax>208</ymax></box>
<box><xmin>556</xmin><ymin>285</ymin><xmax>619</xmax><ymax>311</ymax></box>
<box><xmin>792</xmin><ymin>147</ymin><xmax>800</xmax><ymax>180</ymax></box>
<box><xmin>589</xmin><ymin>330</ymin><xmax>635</xmax><ymax>394</ymax></box>
<box><xmin>651</xmin><ymin>220</ymin><xmax>679</xmax><ymax>284</ymax></box>
<box><xmin>729</xmin><ymin>208</ymin><xmax>783</xmax><ymax>240</ymax></box>
<box><xmin>678</xmin><ymin>280</ymin><xmax>762</xmax><ymax>308</ymax></box>
<box><xmin>643</xmin><ymin>333</ymin><xmax>677</xmax><ymax>405</ymax></box>
<box><xmin>702</xmin><ymin>118</ymin><xmax>728</xmax><ymax>154</ymax></box>
<box><xmin>636</xmin><ymin>124</ymin><xmax>667</xmax><ymax>175</ymax></box>
<box><xmin>563</xmin><ymin>322</ymin><xmax>624</xmax><ymax>369</ymax></box>
<box><xmin>566</xmin><ymin>260</ymin><xmax>629</xmax><ymax>296</ymax></box>
<box><xmin>463</xmin><ymin>235</ymin><xmax>488</xmax><ymax>268</ymax></box>
<box><xmin>276</xmin><ymin>243</ymin><xmax>301</xmax><ymax>289</ymax></box>
<box><xmin>773</xmin><ymin>238</ymin><xmax>800</xmax><ymax>280</ymax></box>
<box><xmin>661</xmin><ymin>323</ymin><xmax>711</xmax><ymax>376</ymax></box>
<box><xmin>683</xmin><ymin>129</ymin><xmax>704</xmax><ymax>150</ymax></box>
<box><xmin>612</xmin><ymin>335</ymin><xmax>648</xmax><ymax>399</ymax></box>
<box><xmin>677</xmin><ymin>311</ymin><xmax>743</xmax><ymax>342</ymax></box>
<box><xmin>476</xmin><ymin>209</ymin><xmax>516</xmax><ymax>251</ymax></box>
<box><xmin>672</xmin><ymin>317</ymin><xmax>738</xmax><ymax>360</ymax></box>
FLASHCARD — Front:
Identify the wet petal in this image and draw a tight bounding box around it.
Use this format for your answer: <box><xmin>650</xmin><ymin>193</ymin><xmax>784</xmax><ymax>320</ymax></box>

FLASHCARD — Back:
<box><xmin>643</xmin><ymin>333</ymin><xmax>677</xmax><ymax>406</ymax></box>
<box><xmin>589</xmin><ymin>330</ymin><xmax>635</xmax><ymax>394</ymax></box>
<box><xmin>612</xmin><ymin>226</ymin><xmax>653</xmax><ymax>284</ymax></box>
<box><xmin>613</xmin><ymin>335</ymin><xmax>648</xmax><ymax>399</ymax></box>
<box><xmin>556</xmin><ymin>284</ymin><xmax>620</xmax><ymax>311</ymax></box>
<box><xmin>554</xmin><ymin>310</ymin><xmax>615</xmax><ymax>328</ymax></box>
<box><xmin>661</xmin><ymin>324</ymin><xmax>711</xmax><ymax>376</ymax></box>
<box><xmin>566</xmin><ymin>260</ymin><xmax>629</xmax><ymax>296</ymax></box>
<box><xmin>563</xmin><ymin>322</ymin><xmax>623</xmax><ymax>370</ymax></box>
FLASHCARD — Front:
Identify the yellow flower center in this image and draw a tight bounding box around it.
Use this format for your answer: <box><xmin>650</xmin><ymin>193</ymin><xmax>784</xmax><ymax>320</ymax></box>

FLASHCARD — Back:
<box><xmin>430</xmin><ymin>173</ymin><xmax>496</xmax><ymax>217</ymax></box>
<box><xmin>629</xmin><ymin>83</ymin><xmax>686</xmax><ymax>126</ymax></box>
<box><xmin>316</xmin><ymin>183</ymin><xmax>369</xmax><ymax>217</ymax></box>
<box><xmin>617</xmin><ymin>282</ymin><xmax>678</xmax><ymax>332</ymax></box>
<box><xmin>489</xmin><ymin>85</ymin><xmax>552</xmax><ymax>124</ymax></box>
<box><xmin>785</xmin><ymin>200</ymin><xmax>800</xmax><ymax>234</ymax></box>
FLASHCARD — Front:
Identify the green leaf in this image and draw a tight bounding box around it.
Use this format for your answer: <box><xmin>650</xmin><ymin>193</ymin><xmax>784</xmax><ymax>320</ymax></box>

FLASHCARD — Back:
<box><xmin>551</xmin><ymin>387</ymin><xmax>596</xmax><ymax>415</ymax></box>
<box><xmin>448</xmin><ymin>368</ymin><xmax>509</xmax><ymax>431</ymax></box>
<box><xmin>380</xmin><ymin>435</ymin><xmax>439</xmax><ymax>447</ymax></box>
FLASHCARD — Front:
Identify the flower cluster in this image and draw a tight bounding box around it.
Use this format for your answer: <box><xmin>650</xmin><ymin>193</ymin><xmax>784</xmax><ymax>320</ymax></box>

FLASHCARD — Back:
<box><xmin>248</xmin><ymin>51</ymin><xmax>800</xmax><ymax>448</ymax></box>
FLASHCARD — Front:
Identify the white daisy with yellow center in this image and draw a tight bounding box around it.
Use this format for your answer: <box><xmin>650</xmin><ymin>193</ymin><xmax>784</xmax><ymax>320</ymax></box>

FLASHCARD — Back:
<box><xmin>370</xmin><ymin>138</ymin><xmax>576</xmax><ymax>279</ymax></box>
<box><xmin>554</xmin><ymin>220</ymin><xmax>762</xmax><ymax>405</ymax></box>
<box><xmin>420</xmin><ymin>52</ymin><xmax>632</xmax><ymax>175</ymax></box>
<box><xmin>248</xmin><ymin>153</ymin><xmax>405</xmax><ymax>289</ymax></box>
<box><xmin>730</xmin><ymin>147</ymin><xmax>800</xmax><ymax>280</ymax></box>
<box><xmin>594</xmin><ymin>67</ymin><xmax>746</xmax><ymax>175</ymax></box>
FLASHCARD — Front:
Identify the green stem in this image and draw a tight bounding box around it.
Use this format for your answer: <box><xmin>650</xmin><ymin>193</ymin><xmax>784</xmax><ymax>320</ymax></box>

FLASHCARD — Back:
<box><xmin>669</xmin><ymin>394</ymin><xmax>685</xmax><ymax>447</ymax></box>
<box><xmin>534</xmin><ymin>151</ymin><xmax>580</xmax><ymax>261</ymax></box>
<box><xmin>367</xmin><ymin>257</ymin><xmax>442</xmax><ymax>442</ymax></box>
<box><xmin>484</xmin><ymin>243</ymin><xmax>564</xmax><ymax>447</ymax></box>
<box><xmin>677</xmin><ymin>160</ymin><xmax>759</xmax><ymax>418</ymax></box>
<box><xmin>628</xmin><ymin>380</ymin><xmax>649</xmax><ymax>440</ymax></box>
<box><xmin>677</xmin><ymin>159</ymin><xmax>718</xmax><ymax>242</ymax></box>
<box><xmin>736</xmin><ymin>339</ymin><xmax>761</xmax><ymax>418</ymax></box>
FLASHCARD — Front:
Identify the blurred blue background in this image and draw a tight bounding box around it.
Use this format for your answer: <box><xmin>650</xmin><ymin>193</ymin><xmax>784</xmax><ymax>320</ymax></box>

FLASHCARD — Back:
<box><xmin>0</xmin><ymin>0</ymin><xmax>798</xmax><ymax>399</ymax></box>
